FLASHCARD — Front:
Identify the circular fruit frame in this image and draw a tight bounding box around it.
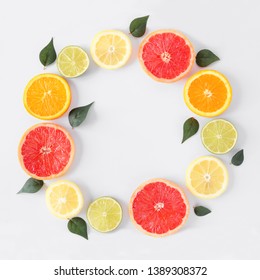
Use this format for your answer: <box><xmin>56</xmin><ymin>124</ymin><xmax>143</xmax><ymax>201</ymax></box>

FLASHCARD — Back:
<box><xmin>18</xmin><ymin>27</ymin><xmax>240</xmax><ymax>239</ymax></box>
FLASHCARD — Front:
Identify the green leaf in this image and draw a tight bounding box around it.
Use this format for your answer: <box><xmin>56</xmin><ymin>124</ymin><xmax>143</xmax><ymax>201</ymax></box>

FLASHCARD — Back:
<box><xmin>39</xmin><ymin>38</ymin><xmax>57</xmax><ymax>67</ymax></box>
<box><xmin>194</xmin><ymin>206</ymin><xmax>211</xmax><ymax>216</ymax></box>
<box><xmin>129</xmin><ymin>15</ymin><xmax>149</xmax><ymax>37</ymax></box>
<box><xmin>231</xmin><ymin>149</ymin><xmax>244</xmax><ymax>166</ymax></box>
<box><xmin>69</xmin><ymin>102</ymin><xmax>94</xmax><ymax>128</ymax></box>
<box><xmin>17</xmin><ymin>178</ymin><xmax>44</xmax><ymax>194</ymax></box>
<box><xmin>68</xmin><ymin>217</ymin><xmax>88</xmax><ymax>240</ymax></box>
<box><xmin>196</xmin><ymin>49</ymin><xmax>220</xmax><ymax>67</ymax></box>
<box><xmin>181</xmin><ymin>117</ymin><xmax>199</xmax><ymax>143</ymax></box>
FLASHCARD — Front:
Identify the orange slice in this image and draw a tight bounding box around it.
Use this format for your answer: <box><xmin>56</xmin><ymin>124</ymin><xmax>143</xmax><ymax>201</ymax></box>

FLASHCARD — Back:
<box><xmin>183</xmin><ymin>70</ymin><xmax>232</xmax><ymax>117</ymax></box>
<box><xmin>23</xmin><ymin>73</ymin><xmax>71</xmax><ymax>120</ymax></box>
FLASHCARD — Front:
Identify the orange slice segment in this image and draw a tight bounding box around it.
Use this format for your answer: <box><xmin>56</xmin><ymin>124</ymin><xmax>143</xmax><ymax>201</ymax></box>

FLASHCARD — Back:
<box><xmin>23</xmin><ymin>73</ymin><xmax>71</xmax><ymax>120</ymax></box>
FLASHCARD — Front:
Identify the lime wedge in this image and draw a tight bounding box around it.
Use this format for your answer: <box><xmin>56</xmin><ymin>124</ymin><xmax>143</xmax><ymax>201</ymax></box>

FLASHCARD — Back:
<box><xmin>57</xmin><ymin>46</ymin><xmax>89</xmax><ymax>78</ymax></box>
<box><xmin>87</xmin><ymin>197</ymin><xmax>122</xmax><ymax>233</ymax></box>
<box><xmin>201</xmin><ymin>119</ymin><xmax>237</xmax><ymax>154</ymax></box>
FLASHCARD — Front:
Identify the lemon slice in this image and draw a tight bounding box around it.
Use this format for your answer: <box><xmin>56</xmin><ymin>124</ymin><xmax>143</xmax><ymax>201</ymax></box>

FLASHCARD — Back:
<box><xmin>186</xmin><ymin>156</ymin><xmax>228</xmax><ymax>199</ymax></box>
<box><xmin>46</xmin><ymin>180</ymin><xmax>84</xmax><ymax>219</ymax></box>
<box><xmin>90</xmin><ymin>30</ymin><xmax>132</xmax><ymax>69</ymax></box>
<box><xmin>87</xmin><ymin>197</ymin><xmax>122</xmax><ymax>232</ymax></box>
<box><xmin>57</xmin><ymin>46</ymin><xmax>89</xmax><ymax>78</ymax></box>
<box><xmin>201</xmin><ymin>119</ymin><xmax>237</xmax><ymax>154</ymax></box>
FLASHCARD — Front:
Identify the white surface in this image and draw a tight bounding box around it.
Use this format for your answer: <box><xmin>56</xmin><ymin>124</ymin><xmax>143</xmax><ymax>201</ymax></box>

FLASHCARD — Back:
<box><xmin>1</xmin><ymin>0</ymin><xmax>260</xmax><ymax>260</ymax></box>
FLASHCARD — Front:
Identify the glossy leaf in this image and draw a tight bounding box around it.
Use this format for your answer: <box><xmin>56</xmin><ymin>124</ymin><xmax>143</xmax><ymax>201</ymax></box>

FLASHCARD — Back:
<box><xmin>194</xmin><ymin>206</ymin><xmax>211</xmax><ymax>216</ymax></box>
<box><xmin>69</xmin><ymin>102</ymin><xmax>94</xmax><ymax>128</ymax></box>
<box><xmin>196</xmin><ymin>49</ymin><xmax>220</xmax><ymax>67</ymax></box>
<box><xmin>17</xmin><ymin>178</ymin><xmax>44</xmax><ymax>194</ymax></box>
<box><xmin>231</xmin><ymin>149</ymin><xmax>244</xmax><ymax>166</ymax></box>
<box><xmin>39</xmin><ymin>38</ymin><xmax>57</xmax><ymax>67</ymax></box>
<box><xmin>68</xmin><ymin>217</ymin><xmax>88</xmax><ymax>240</ymax></box>
<box><xmin>182</xmin><ymin>117</ymin><xmax>199</xmax><ymax>143</ymax></box>
<box><xmin>129</xmin><ymin>15</ymin><xmax>149</xmax><ymax>37</ymax></box>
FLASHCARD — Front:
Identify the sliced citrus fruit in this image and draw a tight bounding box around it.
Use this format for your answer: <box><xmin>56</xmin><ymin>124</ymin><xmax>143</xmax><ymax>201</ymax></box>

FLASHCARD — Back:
<box><xmin>201</xmin><ymin>119</ymin><xmax>237</xmax><ymax>154</ymax></box>
<box><xmin>18</xmin><ymin>123</ymin><xmax>74</xmax><ymax>180</ymax></box>
<box><xmin>57</xmin><ymin>46</ymin><xmax>89</xmax><ymax>78</ymax></box>
<box><xmin>184</xmin><ymin>70</ymin><xmax>232</xmax><ymax>117</ymax></box>
<box><xmin>23</xmin><ymin>73</ymin><xmax>71</xmax><ymax>120</ymax></box>
<box><xmin>186</xmin><ymin>156</ymin><xmax>228</xmax><ymax>199</ymax></box>
<box><xmin>90</xmin><ymin>30</ymin><xmax>132</xmax><ymax>69</ymax></box>
<box><xmin>87</xmin><ymin>197</ymin><xmax>122</xmax><ymax>232</ymax></box>
<box><xmin>138</xmin><ymin>30</ymin><xmax>195</xmax><ymax>83</ymax></box>
<box><xmin>46</xmin><ymin>180</ymin><xmax>84</xmax><ymax>219</ymax></box>
<box><xmin>129</xmin><ymin>178</ymin><xmax>189</xmax><ymax>237</ymax></box>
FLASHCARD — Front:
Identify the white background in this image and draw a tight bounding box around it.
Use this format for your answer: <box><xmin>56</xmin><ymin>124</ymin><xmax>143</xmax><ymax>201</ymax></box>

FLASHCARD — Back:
<box><xmin>1</xmin><ymin>0</ymin><xmax>260</xmax><ymax>260</ymax></box>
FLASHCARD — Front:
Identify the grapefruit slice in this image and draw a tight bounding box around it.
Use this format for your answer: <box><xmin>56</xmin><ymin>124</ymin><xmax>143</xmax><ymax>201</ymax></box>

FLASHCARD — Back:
<box><xmin>138</xmin><ymin>30</ymin><xmax>195</xmax><ymax>83</ymax></box>
<box><xmin>18</xmin><ymin>123</ymin><xmax>74</xmax><ymax>180</ymax></box>
<box><xmin>129</xmin><ymin>178</ymin><xmax>189</xmax><ymax>237</ymax></box>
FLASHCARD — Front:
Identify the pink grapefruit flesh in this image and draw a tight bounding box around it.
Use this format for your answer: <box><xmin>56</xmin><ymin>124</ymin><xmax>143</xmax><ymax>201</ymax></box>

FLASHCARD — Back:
<box><xmin>129</xmin><ymin>178</ymin><xmax>189</xmax><ymax>237</ymax></box>
<box><xmin>139</xmin><ymin>30</ymin><xmax>195</xmax><ymax>83</ymax></box>
<box><xmin>18</xmin><ymin>123</ymin><xmax>74</xmax><ymax>180</ymax></box>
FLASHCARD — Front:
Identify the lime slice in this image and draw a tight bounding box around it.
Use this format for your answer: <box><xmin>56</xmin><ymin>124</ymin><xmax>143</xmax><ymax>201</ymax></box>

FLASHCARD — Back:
<box><xmin>87</xmin><ymin>197</ymin><xmax>122</xmax><ymax>232</ymax></box>
<box><xmin>186</xmin><ymin>156</ymin><xmax>228</xmax><ymax>199</ymax></box>
<box><xmin>57</xmin><ymin>46</ymin><xmax>89</xmax><ymax>78</ymax></box>
<box><xmin>201</xmin><ymin>119</ymin><xmax>237</xmax><ymax>154</ymax></box>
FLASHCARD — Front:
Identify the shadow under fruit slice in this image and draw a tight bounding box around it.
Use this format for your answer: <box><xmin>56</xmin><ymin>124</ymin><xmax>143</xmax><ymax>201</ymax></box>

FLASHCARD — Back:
<box><xmin>23</xmin><ymin>73</ymin><xmax>71</xmax><ymax>120</ymax></box>
<box><xmin>18</xmin><ymin>123</ymin><xmax>74</xmax><ymax>180</ymax></box>
<box><xmin>129</xmin><ymin>178</ymin><xmax>189</xmax><ymax>237</ymax></box>
<box><xmin>138</xmin><ymin>30</ymin><xmax>195</xmax><ymax>83</ymax></box>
